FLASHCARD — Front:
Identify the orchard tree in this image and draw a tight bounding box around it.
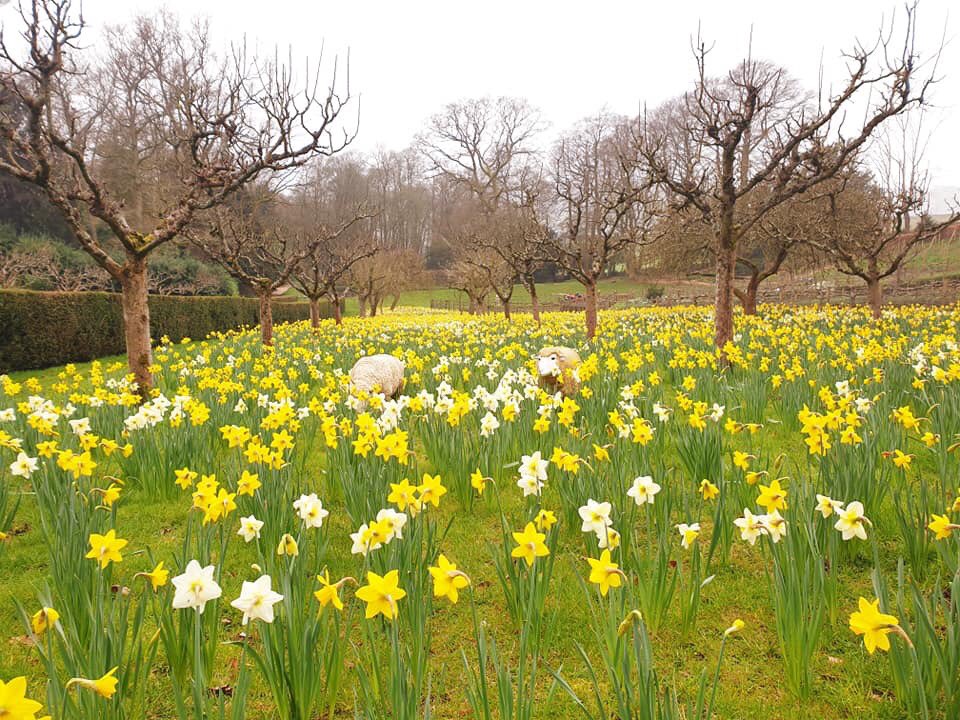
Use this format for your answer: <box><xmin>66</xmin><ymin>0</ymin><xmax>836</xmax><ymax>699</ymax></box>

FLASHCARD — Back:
<box><xmin>0</xmin><ymin>1</ymin><xmax>355</xmax><ymax>395</ymax></box>
<box><xmin>639</xmin><ymin>6</ymin><xmax>940</xmax><ymax>352</ymax></box>
<box><xmin>191</xmin><ymin>193</ymin><xmax>317</xmax><ymax>345</ymax></box>
<box><xmin>808</xmin><ymin>173</ymin><xmax>958</xmax><ymax>317</ymax></box>
<box><xmin>547</xmin><ymin>112</ymin><xmax>655</xmax><ymax>339</ymax></box>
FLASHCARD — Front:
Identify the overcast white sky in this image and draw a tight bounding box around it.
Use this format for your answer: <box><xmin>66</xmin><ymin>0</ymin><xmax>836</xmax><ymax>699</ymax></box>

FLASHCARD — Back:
<box><xmin>7</xmin><ymin>0</ymin><xmax>960</xmax><ymax>205</ymax></box>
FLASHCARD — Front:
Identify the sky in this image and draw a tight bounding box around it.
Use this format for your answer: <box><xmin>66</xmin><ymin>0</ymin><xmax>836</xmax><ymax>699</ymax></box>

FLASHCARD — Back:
<box><xmin>5</xmin><ymin>0</ymin><xmax>959</xmax><ymax>208</ymax></box>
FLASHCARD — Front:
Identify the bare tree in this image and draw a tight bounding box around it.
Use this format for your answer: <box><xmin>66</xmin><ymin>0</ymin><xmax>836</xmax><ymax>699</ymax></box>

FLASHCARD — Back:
<box><xmin>419</xmin><ymin>97</ymin><xmax>546</xmax><ymax>320</ymax></box>
<box><xmin>639</xmin><ymin>6</ymin><xmax>940</xmax><ymax>352</ymax></box>
<box><xmin>190</xmin><ymin>193</ymin><xmax>328</xmax><ymax>345</ymax></box>
<box><xmin>807</xmin><ymin>118</ymin><xmax>959</xmax><ymax>317</ymax></box>
<box><xmin>290</xmin><ymin>228</ymin><xmax>377</xmax><ymax>326</ymax></box>
<box><xmin>445</xmin><ymin>258</ymin><xmax>492</xmax><ymax>314</ymax></box>
<box><xmin>0</xmin><ymin>245</ymin><xmax>41</xmax><ymax>286</ymax></box>
<box><xmin>547</xmin><ymin>112</ymin><xmax>655</xmax><ymax>338</ymax></box>
<box><xmin>0</xmin><ymin>1</ymin><xmax>355</xmax><ymax>395</ymax></box>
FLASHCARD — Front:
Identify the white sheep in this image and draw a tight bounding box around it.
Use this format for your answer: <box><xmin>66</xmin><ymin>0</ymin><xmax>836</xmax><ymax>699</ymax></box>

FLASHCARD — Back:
<box><xmin>535</xmin><ymin>346</ymin><xmax>582</xmax><ymax>397</ymax></box>
<box><xmin>349</xmin><ymin>354</ymin><xmax>406</xmax><ymax>399</ymax></box>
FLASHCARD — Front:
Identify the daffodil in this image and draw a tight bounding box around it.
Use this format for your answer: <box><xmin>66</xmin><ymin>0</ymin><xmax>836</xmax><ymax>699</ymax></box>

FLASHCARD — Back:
<box><xmin>0</xmin><ymin>675</ymin><xmax>44</xmax><ymax>718</ymax></box>
<box><xmin>927</xmin><ymin>514</ymin><xmax>959</xmax><ymax>540</ymax></box>
<box><xmin>85</xmin><ymin>530</ymin><xmax>128</xmax><ymax>569</ymax></box>
<box><xmin>31</xmin><ymin>607</ymin><xmax>60</xmax><ymax>635</ymax></box>
<box><xmin>356</xmin><ymin>570</ymin><xmax>406</xmax><ymax>620</ymax></box>
<box><xmin>511</xmin><ymin>522</ymin><xmax>550</xmax><ymax>566</ymax></box>
<box><xmin>756</xmin><ymin>479</ymin><xmax>787</xmax><ymax>512</ymax></box>
<box><xmin>586</xmin><ymin>549</ymin><xmax>623</xmax><ymax>596</ymax></box>
<box><xmin>136</xmin><ymin>562</ymin><xmax>169</xmax><ymax>591</ymax></box>
<box><xmin>429</xmin><ymin>554</ymin><xmax>471</xmax><ymax>603</ymax></box>
<box><xmin>417</xmin><ymin>473</ymin><xmax>447</xmax><ymax>507</ymax></box>
<box><xmin>534</xmin><ymin>509</ymin><xmax>557</xmax><ymax>531</ymax></box>
<box><xmin>66</xmin><ymin>666</ymin><xmax>119</xmax><ymax>699</ymax></box>
<box><xmin>849</xmin><ymin>597</ymin><xmax>904</xmax><ymax>654</ymax></box>
<box><xmin>470</xmin><ymin>469</ymin><xmax>488</xmax><ymax>495</ymax></box>
<box><xmin>699</xmin><ymin>479</ymin><xmax>719</xmax><ymax>500</ymax></box>
<box><xmin>230</xmin><ymin>575</ymin><xmax>284</xmax><ymax>625</ymax></box>
<box><xmin>277</xmin><ymin>533</ymin><xmax>299</xmax><ymax>557</ymax></box>
<box><xmin>314</xmin><ymin>570</ymin><xmax>351</xmax><ymax>612</ymax></box>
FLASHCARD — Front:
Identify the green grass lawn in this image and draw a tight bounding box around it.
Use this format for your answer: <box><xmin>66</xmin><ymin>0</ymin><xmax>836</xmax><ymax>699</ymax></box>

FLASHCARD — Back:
<box><xmin>283</xmin><ymin>276</ymin><xmax>658</xmax><ymax>316</ymax></box>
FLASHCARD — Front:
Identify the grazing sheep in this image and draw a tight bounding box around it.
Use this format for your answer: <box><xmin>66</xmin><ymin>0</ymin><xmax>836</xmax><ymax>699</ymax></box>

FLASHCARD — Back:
<box><xmin>349</xmin><ymin>354</ymin><xmax>406</xmax><ymax>399</ymax></box>
<box><xmin>535</xmin><ymin>346</ymin><xmax>581</xmax><ymax>397</ymax></box>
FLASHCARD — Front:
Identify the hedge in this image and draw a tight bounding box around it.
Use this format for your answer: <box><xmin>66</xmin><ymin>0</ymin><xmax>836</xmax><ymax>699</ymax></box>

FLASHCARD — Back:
<box><xmin>0</xmin><ymin>289</ymin><xmax>333</xmax><ymax>372</ymax></box>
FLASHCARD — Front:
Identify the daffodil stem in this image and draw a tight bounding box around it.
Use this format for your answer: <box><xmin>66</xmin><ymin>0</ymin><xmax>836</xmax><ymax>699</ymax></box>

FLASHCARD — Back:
<box><xmin>705</xmin><ymin>635</ymin><xmax>728</xmax><ymax>720</ymax></box>
<box><xmin>193</xmin><ymin>608</ymin><xmax>204</xmax><ymax>720</ymax></box>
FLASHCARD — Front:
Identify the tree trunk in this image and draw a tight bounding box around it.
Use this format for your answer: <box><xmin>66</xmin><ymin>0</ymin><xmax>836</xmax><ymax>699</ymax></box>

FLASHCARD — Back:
<box><xmin>502</xmin><ymin>297</ymin><xmax>511</xmax><ymax>321</ymax></box>
<box><xmin>370</xmin><ymin>296</ymin><xmax>378</xmax><ymax>317</ymax></box>
<box><xmin>118</xmin><ymin>257</ymin><xmax>153</xmax><ymax>400</ymax></box>
<box><xmin>867</xmin><ymin>275</ymin><xmax>883</xmax><ymax>319</ymax></box>
<box><xmin>528</xmin><ymin>280</ymin><xmax>541</xmax><ymax>325</ymax></box>
<box><xmin>258</xmin><ymin>290</ymin><xmax>274</xmax><ymax>345</ymax></box>
<box><xmin>715</xmin><ymin>240</ymin><xmax>737</xmax><ymax>351</ymax></box>
<box><xmin>584</xmin><ymin>280</ymin><xmax>598</xmax><ymax>340</ymax></box>
<box><xmin>309</xmin><ymin>296</ymin><xmax>321</xmax><ymax>328</ymax></box>
<box><xmin>332</xmin><ymin>295</ymin><xmax>343</xmax><ymax>325</ymax></box>
<box><xmin>736</xmin><ymin>273</ymin><xmax>760</xmax><ymax>315</ymax></box>
<box><xmin>358</xmin><ymin>295</ymin><xmax>367</xmax><ymax>317</ymax></box>
<box><xmin>390</xmin><ymin>293</ymin><xmax>400</xmax><ymax>311</ymax></box>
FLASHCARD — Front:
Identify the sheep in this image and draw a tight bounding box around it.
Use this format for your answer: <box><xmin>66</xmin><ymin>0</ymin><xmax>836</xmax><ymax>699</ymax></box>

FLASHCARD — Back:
<box><xmin>349</xmin><ymin>354</ymin><xmax>406</xmax><ymax>400</ymax></box>
<box><xmin>535</xmin><ymin>346</ymin><xmax>581</xmax><ymax>397</ymax></box>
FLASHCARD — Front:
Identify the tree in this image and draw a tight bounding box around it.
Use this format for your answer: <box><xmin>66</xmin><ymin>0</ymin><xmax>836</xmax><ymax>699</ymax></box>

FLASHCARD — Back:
<box><xmin>0</xmin><ymin>1</ymin><xmax>355</xmax><ymax>395</ymax></box>
<box><xmin>289</xmin><ymin>221</ymin><xmax>377</xmax><ymax>326</ymax></box>
<box><xmin>638</xmin><ymin>6</ymin><xmax>939</xmax><ymax>352</ymax></box>
<box><xmin>445</xmin><ymin>258</ymin><xmax>492</xmax><ymax>314</ymax></box>
<box><xmin>547</xmin><ymin>112</ymin><xmax>654</xmax><ymax>339</ymax></box>
<box><xmin>419</xmin><ymin>97</ymin><xmax>546</xmax><ymax>320</ymax></box>
<box><xmin>191</xmin><ymin>193</ymin><xmax>320</xmax><ymax>345</ymax></box>
<box><xmin>808</xmin><ymin>157</ymin><xmax>958</xmax><ymax>317</ymax></box>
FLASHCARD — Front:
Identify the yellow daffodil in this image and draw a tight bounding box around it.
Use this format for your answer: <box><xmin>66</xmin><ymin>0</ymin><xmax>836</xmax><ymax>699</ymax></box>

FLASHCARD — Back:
<box><xmin>356</xmin><ymin>570</ymin><xmax>406</xmax><ymax>620</ymax></box>
<box><xmin>511</xmin><ymin>522</ymin><xmax>550</xmax><ymax>566</ymax></box>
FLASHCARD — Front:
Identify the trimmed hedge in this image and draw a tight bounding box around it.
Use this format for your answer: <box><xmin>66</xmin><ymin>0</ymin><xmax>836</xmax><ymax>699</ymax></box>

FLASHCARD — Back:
<box><xmin>0</xmin><ymin>289</ymin><xmax>331</xmax><ymax>372</ymax></box>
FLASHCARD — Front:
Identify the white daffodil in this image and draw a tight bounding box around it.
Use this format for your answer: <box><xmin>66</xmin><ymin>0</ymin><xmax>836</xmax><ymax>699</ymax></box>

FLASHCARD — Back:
<box><xmin>237</xmin><ymin>515</ymin><xmax>264</xmax><ymax>543</ymax></box>
<box><xmin>519</xmin><ymin>451</ymin><xmax>548</xmax><ymax>481</ymax></box>
<box><xmin>171</xmin><ymin>560</ymin><xmax>222</xmax><ymax>613</ymax></box>
<box><xmin>230</xmin><ymin>574</ymin><xmax>283</xmax><ymax>625</ymax></box>
<box><xmin>9</xmin><ymin>451</ymin><xmax>38</xmax><ymax>479</ymax></box>
<box><xmin>761</xmin><ymin>510</ymin><xmax>787</xmax><ymax>543</ymax></box>
<box><xmin>734</xmin><ymin>508</ymin><xmax>765</xmax><ymax>545</ymax></box>
<box><xmin>627</xmin><ymin>475</ymin><xmax>661</xmax><ymax>506</ymax></box>
<box><xmin>677</xmin><ymin>522</ymin><xmax>701</xmax><ymax>549</ymax></box>
<box><xmin>835</xmin><ymin>501</ymin><xmax>870</xmax><ymax>541</ymax></box>
<box><xmin>293</xmin><ymin>493</ymin><xmax>329</xmax><ymax>529</ymax></box>
<box><xmin>375</xmin><ymin>508</ymin><xmax>408</xmax><ymax>541</ymax></box>
<box><xmin>579</xmin><ymin>499</ymin><xmax>613</xmax><ymax>535</ymax></box>
<box><xmin>815</xmin><ymin>494</ymin><xmax>844</xmax><ymax>519</ymax></box>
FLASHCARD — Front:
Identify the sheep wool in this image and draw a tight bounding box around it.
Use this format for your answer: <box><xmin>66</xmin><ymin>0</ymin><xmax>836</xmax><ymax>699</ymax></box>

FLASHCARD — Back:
<box><xmin>535</xmin><ymin>346</ymin><xmax>582</xmax><ymax>397</ymax></box>
<box><xmin>349</xmin><ymin>354</ymin><xmax>406</xmax><ymax>399</ymax></box>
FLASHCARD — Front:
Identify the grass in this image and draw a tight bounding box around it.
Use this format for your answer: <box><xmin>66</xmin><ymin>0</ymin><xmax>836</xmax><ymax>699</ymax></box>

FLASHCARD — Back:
<box><xmin>0</xmin><ymin>307</ymin><xmax>954</xmax><ymax>719</ymax></box>
<box><xmin>282</xmin><ymin>276</ymin><xmax>659</xmax><ymax>316</ymax></box>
